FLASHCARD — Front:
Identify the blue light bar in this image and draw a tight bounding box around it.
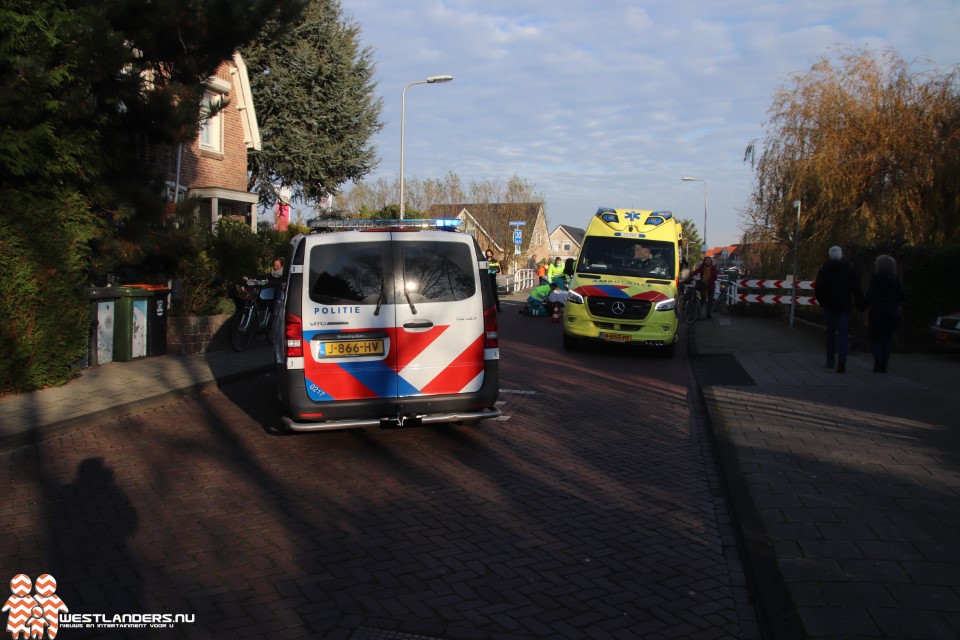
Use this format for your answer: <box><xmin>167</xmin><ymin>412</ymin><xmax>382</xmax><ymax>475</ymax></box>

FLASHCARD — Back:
<box><xmin>596</xmin><ymin>207</ymin><xmax>619</xmax><ymax>223</ymax></box>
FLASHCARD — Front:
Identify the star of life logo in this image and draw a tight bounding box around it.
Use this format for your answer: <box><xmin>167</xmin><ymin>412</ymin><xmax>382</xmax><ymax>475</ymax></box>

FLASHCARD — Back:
<box><xmin>3</xmin><ymin>575</ymin><xmax>195</xmax><ymax>638</ymax></box>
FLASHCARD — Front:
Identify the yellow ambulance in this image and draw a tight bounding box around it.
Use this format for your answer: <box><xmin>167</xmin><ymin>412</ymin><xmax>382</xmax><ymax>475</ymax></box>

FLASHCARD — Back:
<box><xmin>562</xmin><ymin>208</ymin><xmax>683</xmax><ymax>356</ymax></box>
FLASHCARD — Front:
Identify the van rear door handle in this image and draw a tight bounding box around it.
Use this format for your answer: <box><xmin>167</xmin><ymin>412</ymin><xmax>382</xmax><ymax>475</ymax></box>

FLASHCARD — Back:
<box><xmin>403</xmin><ymin>321</ymin><xmax>434</xmax><ymax>329</ymax></box>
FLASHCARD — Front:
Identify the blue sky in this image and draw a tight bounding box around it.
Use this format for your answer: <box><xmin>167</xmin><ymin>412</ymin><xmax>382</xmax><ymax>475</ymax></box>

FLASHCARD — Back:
<box><xmin>332</xmin><ymin>0</ymin><xmax>958</xmax><ymax>248</ymax></box>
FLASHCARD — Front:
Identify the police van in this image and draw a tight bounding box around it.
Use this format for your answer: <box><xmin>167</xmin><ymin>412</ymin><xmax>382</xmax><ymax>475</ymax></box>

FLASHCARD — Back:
<box><xmin>273</xmin><ymin>218</ymin><xmax>501</xmax><ymax>431</ymax></box>
<box><xmin>562</xmin><ymin>208</ymin><xmax>683</xmax><ymax>356</ymax></box>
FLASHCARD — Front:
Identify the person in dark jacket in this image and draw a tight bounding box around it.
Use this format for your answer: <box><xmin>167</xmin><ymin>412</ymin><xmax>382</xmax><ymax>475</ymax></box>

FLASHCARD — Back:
<box><xmin>688</xmin><ymin>256</ymin><xmax>719</xmax><ymax>318</ymax></box>
<box><xmin>863</xmin><ymin>254</ymin><xmax>904</xmax><ymax>373</ymax></box>
<box><xmin>814</xmin><ymin>246</ymin><xmax>864</xmax><ymax>373</ymax></box>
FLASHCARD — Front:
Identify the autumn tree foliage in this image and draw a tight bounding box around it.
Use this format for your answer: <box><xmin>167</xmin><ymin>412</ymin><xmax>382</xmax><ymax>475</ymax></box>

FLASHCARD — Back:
<box><xmin>741</xmin><ymin>47</ymin><xmax>960</xmax><ymax>277</ymax></box>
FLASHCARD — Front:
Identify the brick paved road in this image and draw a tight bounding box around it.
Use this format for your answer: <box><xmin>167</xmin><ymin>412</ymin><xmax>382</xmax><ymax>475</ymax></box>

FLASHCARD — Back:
<box><xmin>1</xmin><ymin>299</ymin><xmax>757</xmax><ymax>639</ymax></box>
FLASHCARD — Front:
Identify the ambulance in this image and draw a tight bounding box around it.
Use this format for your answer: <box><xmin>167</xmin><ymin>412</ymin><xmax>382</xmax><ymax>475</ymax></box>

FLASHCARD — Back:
<box><xmin>562</xmin><ymin>208</ymin><xmax>683</xmax><ymax>356</ymax></box>
<box><xmin>273</xmin><ymin>218</ymin><xmax>501</xmax><ymax>431</ymax></box>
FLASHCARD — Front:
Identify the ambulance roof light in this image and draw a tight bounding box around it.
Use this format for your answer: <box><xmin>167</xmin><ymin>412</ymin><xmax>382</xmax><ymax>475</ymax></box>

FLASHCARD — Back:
<box><xmin>596</xmin><ymin>207</ymin><xmax>619</xmax><ymax>224</ymax></box>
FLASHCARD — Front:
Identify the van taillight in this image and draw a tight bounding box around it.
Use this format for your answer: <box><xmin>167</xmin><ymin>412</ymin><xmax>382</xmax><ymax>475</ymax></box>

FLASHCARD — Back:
<box><xmin>483</xmin><ymin>306</ymin><xmax>499</xmax><ymax>348</ymax></box>
<box><xmin>285</xmin><ymin>311</ymin><xmax>303</xmax><ymax>358</ymax></box>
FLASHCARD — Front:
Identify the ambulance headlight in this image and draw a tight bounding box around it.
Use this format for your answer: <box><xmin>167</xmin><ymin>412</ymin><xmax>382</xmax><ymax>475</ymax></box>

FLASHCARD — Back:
<box><xmin>566</xmin><ymin>290</ymin><xmax>584</xmax><ymax>305</ymax></box>
<box><xmin>655</xmin><ymin>298</ymin><xmax>676</xmax><ymax>312</ymax></box>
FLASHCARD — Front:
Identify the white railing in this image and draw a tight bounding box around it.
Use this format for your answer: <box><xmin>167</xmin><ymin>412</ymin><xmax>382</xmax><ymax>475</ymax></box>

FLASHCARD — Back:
<box><xmin>497</xmin><ymin>268</ymin><xmax>537</xmax><ymax>293</ymax></box>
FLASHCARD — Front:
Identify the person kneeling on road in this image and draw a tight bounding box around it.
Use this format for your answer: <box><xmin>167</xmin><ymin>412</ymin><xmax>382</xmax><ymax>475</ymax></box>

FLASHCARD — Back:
<box><xmin>521</xmin><ymin>282</ymin><xmax>559</xmax><ymax>316</ymax></box>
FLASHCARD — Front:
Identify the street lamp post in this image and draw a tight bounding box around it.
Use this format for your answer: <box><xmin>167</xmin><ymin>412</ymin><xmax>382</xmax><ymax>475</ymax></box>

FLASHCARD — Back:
<box><xmin>400</xmin><ymin>75</ymin><xmax>453</xmax><ymax>220</ymax></box>
<box><xmin>682</xmin><ymin>177</ymin><xmax>708</xmax><ymax>255</ymax></box>
<box><xmin>790</xmin><ymin>199</ymin><xmax>801</xmax><ymax>328</ymax></box>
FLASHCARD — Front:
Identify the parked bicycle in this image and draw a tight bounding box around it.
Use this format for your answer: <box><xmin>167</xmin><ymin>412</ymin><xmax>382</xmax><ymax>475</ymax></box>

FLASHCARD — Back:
<box><xmin>229</xmin><ymin>277</ymin><xmax>276</xmax><ymax>352</ymax></box>
<box><xmin>713</xmin><ymin>278</ymin><xmax>731</xmax><ymax>313</ymax></box>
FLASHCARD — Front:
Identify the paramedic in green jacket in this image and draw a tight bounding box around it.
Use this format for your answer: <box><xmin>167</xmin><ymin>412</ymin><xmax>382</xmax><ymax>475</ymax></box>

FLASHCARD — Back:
<box><xmin>546</xmin><ymin>256</ymin><xmax>566</xmax><ymax>285</ymax></box>
<box><xmin>524</xmin><ymin>282</ymin><xmax>557</xmax><ymax>315</ymax></box>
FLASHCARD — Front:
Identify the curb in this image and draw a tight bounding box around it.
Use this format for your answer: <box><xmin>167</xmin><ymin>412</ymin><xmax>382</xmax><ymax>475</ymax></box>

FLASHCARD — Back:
<box><xmin>687</xmin><ymin>320</ymin><xmax>807</xmax><ymax>640</ymax></box>
<box><xmin>0</xmin><ymin>363</ymin><xmax>274</xmax><ymax>454</ymax></box>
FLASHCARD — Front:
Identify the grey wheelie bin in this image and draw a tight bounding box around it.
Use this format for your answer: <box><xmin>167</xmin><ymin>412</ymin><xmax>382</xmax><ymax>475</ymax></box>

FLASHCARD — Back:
<box><xmin>86</xmin><ymin>287</ymin><xmax>122</xmax><ymax>366</ymax></box>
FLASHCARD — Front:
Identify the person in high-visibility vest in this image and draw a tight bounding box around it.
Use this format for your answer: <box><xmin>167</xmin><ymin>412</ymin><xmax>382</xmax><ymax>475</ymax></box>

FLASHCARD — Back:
<box><xmin>485</xmin><ymin>250</ymin><xmax>502</xmax><ymax>312</ymax></box>
<box><xmin>523</xmin><ymin>282</ymin><xmax>558</xmax><ymax>316</ymax></box>
<box><xmin>546</xmin><ymin>256</ymin><xmax>565</xmax><ymax>284</ymax></box>
<box><xmin>536</xmin><ymin>261</ymin><xmax>548</xmax><ymax>285</ymax></box>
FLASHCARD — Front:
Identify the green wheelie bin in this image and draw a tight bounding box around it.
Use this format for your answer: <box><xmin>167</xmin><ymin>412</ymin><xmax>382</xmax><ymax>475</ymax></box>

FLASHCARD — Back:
<box><xmin>112</xmin><ymin>286</ymin><xmax>152</xmax><ymax>361</ymax></box>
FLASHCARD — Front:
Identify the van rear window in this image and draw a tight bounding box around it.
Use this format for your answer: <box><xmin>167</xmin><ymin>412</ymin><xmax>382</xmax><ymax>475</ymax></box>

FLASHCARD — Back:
<box><xmin>309</xmin><ymin>244</ymin><xmax>385</xmax><ymax>305</ymax></box>
<box><xmin>402</xmin><ymin>242</ymin><xmax>476</xmax><ymax>303</ymax></box>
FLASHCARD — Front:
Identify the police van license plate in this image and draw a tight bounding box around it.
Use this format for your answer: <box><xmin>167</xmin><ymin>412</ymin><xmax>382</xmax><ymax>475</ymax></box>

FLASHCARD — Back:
<box><xmin>318</xmin><ymin>339</ymin><xmax>385</xmax><ymax>358</ymax></box>
<box><xmin>600</xmin><ymin>332</ymin><xmax>632</xmax><ymax>343</ymax></box>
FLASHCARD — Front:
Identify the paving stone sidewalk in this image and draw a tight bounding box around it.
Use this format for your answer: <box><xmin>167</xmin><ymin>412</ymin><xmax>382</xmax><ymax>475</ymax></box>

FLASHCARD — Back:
<box><xmin>0</xmin><ymin>341</ymin><xmax>274</xmax><ymax>451</ymax></box>
<box><xmin>691</xmin><ymin>315</ymin><xmax>960</xmax><ymax>640</ymax></box>
<box><xmin>4</xmin><ymin>304</ymin><xmax>958</xmax><ymax>639</ymax></box>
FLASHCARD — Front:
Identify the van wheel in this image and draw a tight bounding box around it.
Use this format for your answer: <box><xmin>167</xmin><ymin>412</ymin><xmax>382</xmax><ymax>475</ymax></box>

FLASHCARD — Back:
<box><xmin>562</xmin><ymin>332</ymin><xmax>579</xmax><ymax>351</ymax></box>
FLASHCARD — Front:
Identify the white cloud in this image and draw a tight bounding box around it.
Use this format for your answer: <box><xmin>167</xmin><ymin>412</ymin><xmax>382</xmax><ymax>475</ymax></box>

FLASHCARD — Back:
<box><xmin>336</xmin><ymin>0</ymin><xmax>959</xmax><ymax>247</ymax></box>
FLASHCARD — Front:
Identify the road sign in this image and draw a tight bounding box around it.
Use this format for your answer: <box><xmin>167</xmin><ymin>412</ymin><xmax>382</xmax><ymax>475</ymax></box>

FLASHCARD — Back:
<box><xmin>509</xmin><ymin>221</ymin><xmax>526</xmax><ymax>226</ymax></box>
<box><xmin>513</xmin><ymin>229</ymin><xmax>523</xmax><ymax>245</ymax></box>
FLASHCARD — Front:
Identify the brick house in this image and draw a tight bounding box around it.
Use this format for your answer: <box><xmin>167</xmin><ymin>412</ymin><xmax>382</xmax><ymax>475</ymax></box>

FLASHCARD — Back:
<box><xmin>153</xmin><ymin>52</ymin><xmax>261</xmax><ymax>230</ymax></box>
<box><xmin>427</xmin><ymin>203</ymin><xmax>551</xmax><ymax>274</ymax></box>
<box><xmin>548</xmin><ymin>224</ymin><xmax>585</xmax><ymax>262</ymax></box>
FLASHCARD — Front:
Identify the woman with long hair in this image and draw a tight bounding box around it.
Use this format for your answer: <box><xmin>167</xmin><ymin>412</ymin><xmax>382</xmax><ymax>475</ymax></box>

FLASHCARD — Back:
<box><xmin>863</xmin><ymin>254</ymin><xmax>904</xmax><ymax>373</ymax></box>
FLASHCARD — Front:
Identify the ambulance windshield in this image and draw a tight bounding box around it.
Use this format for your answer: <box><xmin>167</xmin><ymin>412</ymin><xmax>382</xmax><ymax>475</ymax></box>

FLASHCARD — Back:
<box><xmin>577</xmin><ymin>237</ymin><xmax>675</xmax><ymax>279</ymax></box>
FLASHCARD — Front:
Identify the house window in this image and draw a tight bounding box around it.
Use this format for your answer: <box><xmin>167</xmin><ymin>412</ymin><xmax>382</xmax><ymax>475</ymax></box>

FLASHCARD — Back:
<box><xmin>163</xmin><ymin>183</ymin><xmax>187</xmax><ymax>203</ymax></box>
<box><xmin>199</xmin><ymin>91</ymin><xmax>223</xmax><ymax>153</ymax></box>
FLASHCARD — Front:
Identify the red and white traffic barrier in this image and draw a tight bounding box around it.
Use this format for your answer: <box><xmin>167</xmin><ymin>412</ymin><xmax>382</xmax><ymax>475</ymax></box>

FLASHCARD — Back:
<box><xmin>732</xmin><ymin>278</ymin><xmax>819</xmax><ymax>306</ymax></box>
<box><xmin>738</xmin><ymin>279</ymin><xmax>814</xmax><ymax>290</ymax></box>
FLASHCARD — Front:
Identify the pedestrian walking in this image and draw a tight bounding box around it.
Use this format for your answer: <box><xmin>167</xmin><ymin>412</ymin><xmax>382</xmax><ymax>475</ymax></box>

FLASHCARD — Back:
<box><xmin>813</xmin><ymin>245</ymin><xmax>864</xmax><ymax>373</ymax></box>
<box><xmin>863</xmin><ymin>254</ymin><xmax>904</xmax><ymax>373</ymax></box>
<box><xmin>485</xmin><ymin>249</ymin><xmax>502</xmax><ymax>312</ymax></box>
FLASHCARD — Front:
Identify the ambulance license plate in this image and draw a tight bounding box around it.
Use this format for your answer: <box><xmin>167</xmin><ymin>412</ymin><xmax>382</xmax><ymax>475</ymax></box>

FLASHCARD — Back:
<box><xmin>600</xmin><ymin>332</ymin><xmax>632</xmax><ymax>343</ymax></box>
<box><xmin>318</xmin><ymin>339</ymin><xmax>385</xmax><ymax>358</ymax></box>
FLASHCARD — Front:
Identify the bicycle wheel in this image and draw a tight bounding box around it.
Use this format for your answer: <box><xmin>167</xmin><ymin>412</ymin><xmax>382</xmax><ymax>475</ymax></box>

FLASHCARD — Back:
<box><xmin>713</xmin><ymin>286</ymin><xmax>727</xmax><ymax>313</ymax></box>
<box><xmin>683</xmin><ymin>292</ymin><xmax>701</xmax><ymax>324</ymax></box>
<box><xmin>230</xmin><ymin>305</ymin><xmax>256</xmax><ymax>351</ymax></box>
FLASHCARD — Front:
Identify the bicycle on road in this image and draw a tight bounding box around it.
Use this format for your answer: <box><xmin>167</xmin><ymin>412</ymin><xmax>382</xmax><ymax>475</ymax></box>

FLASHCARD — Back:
<box><xmin>229</xmin><ymin>277</ymin><xmax>276</xmax><ymax>352</ymax></box>
<box><xmin>678</xmin><ymin>280</ymin><xmax>702</xmax><ymax>324</ymax></box>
